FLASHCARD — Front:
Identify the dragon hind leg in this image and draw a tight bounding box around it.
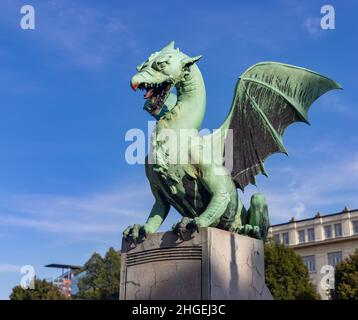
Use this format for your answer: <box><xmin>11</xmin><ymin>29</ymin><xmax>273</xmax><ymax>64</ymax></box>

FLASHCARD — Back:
<box><xmin>229</xmin><ymin>195</ymin><xmax>246</xmax><ymax>232</ymax></box>
<box><xmin>237</xmin><ymin>193</ymin><xmax>270</xmax><ymax>241</ymax></box>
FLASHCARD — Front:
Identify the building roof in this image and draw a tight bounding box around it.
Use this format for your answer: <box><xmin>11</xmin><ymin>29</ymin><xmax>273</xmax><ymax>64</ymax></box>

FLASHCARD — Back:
<box><xmin>45</xmin><ymin>263</ymin><xmax>83</xmax><ymax>270</ymax></box>
<box><xmin>270</xmin><ymin>208</ymin><xmax>358</xmax><ymax>228</ymax></box>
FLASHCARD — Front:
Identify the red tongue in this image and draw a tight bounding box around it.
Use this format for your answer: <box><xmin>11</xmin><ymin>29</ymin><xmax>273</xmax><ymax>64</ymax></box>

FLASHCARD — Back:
<box><xmin>144</xmin><ymin>89</ymin><xmax>154</xmax><ymax>99</ymax></box>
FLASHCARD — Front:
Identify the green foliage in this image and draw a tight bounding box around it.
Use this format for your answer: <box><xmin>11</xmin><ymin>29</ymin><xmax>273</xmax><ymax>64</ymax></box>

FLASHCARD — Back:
<box><xmin>103</xmin><ymin>247</ymin><xmax>121</xmax><ymax>299</ymax></box>
<box><xmin>331</xmin><ymin>250</ymin><xmax>358</xmax><ymax>300</ymax></box>
<box><xmin>264</xmin><ymin>242</ymin><xmax>319</xmax><ymax>300</ymax></box>
<box><xmin>75</xmin><ymin>252</ymin><xmax>106</xmax><ymax>300</ymax></box>
<box><xmin>10</xmin><ymin>279</ymin><xmax>67</xmax><ymax>300</ymax></box>
<box><xmin>73</xmin><ymin>247</ymin><xmax>121</xmax><ymax>300</ymax></box>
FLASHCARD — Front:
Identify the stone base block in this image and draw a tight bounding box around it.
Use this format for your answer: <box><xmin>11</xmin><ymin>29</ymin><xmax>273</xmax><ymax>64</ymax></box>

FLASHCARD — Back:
<box><xmin>120</xmin><ymin>227</ymin><xmax>273</xmax><ymax>300</ymax></box>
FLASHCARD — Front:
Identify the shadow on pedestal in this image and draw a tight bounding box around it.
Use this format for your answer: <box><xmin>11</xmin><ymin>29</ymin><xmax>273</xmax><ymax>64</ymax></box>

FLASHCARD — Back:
<box><xmin>120</xmin><ymin>227</ymin><xmax>273</xmax><ymax>300</ymax></box>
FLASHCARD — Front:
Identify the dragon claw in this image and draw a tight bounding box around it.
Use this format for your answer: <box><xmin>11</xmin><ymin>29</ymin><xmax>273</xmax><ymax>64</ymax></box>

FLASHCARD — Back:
<box><xmin>179</xmin><ymin>228</ymin><xmax>185</xmax><ymax>240</ymax></box>
<box><xmin>123</xmin><ymin>224</ymin><xmax>147</xmax><ymax>245</ymax></box>
<box><xmin>238</xmin><ymin>224</ymin><xmax>262</xmax><ymax>239</ymax></box>
<box><xmin>172</xmin><ymin>217</ymin><xmax>195</xmax><ymax>239</ymax></box>
<box><xmin>186</xmin><ymin>219</ymin><xmax>199</xmax><ymax>233</ymax></box>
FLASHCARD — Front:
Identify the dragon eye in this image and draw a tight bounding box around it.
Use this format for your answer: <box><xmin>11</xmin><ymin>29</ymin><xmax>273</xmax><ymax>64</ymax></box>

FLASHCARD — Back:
<box><xmin>154</xmin><ymin>61</ymin><xmax>168</xmax><ymax>70</ymax></box>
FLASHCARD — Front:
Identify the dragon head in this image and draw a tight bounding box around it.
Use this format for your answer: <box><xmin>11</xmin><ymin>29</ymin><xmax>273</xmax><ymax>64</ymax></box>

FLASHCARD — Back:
<box><xmin>130</xmin><ymin>41</ymin><xmax>202</xmax><ymax>118</ymax></box>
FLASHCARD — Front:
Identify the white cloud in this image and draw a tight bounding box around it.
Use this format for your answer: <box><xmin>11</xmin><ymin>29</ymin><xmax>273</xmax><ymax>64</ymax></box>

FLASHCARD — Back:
<box><xmin>38</xmin><ymin>1</ymin><xmax>133</xmax><ymax>69</ymax></box>
<box><xmin>0</xmin><ymin>264</ymin><xmax>21</xmax><ymax>273</ymax></box>
<box><xmin>303</xmin><ymin>17</ymin><xmax>322</xmax><ymax>35</ymax></box>
<box><xmin>315</xmin><ymin>95</ymin><xmax>357</xmax><ymax>119</ymax></box>
<box><xmin>2</xmin><ymin>152</ymin><xmax>354</xmax><ymax>235</ymax></box>
<box><xmin>247</xmin><ymin>153</ymin><xmax>358</xmax><ymax>224</ymax></box>
<box><xmin>0</xmin><ymin>0</ymin><xmax>135</xmax><ymax>69</ymax></box>
<box><xmin>0</xmin><ymin>185</ymin><xmax>152</xmax><ymax>241</ymax></box>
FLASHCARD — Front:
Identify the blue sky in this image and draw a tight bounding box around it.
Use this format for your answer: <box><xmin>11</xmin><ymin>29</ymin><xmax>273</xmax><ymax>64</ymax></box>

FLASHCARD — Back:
<box><xmin>0</xmin><ymin>0</ymin><xmax>357</xmax><ymax>299</ymax></box>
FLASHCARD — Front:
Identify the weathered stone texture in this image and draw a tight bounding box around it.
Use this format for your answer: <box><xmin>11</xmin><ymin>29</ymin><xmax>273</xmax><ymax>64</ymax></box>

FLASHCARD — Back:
<box><xmin>120</xmin><ymin>227</ymin><xmax>273</xmax><ymax>300</ymax></box>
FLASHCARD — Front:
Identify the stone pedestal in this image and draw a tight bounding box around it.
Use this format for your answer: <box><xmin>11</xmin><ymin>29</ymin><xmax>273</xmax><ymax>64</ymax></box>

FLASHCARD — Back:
<box><xmin>120</xmin><ymin>227</ymin><xmax>273</xmax><ymax>300</ymax></box>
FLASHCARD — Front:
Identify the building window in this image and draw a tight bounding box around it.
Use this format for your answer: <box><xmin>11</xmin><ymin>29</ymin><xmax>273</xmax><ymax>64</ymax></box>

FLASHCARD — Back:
<box><xmin>328</xmin><ymin>251</ymin><xmax>342</xmax><ymax>268</ymax></box>
<box><xmin>353</xmin><ymin>221</ymin><xmax>358</xmax><ymax>235</ymax></box>
<box><xmin>282</xmin><ymin>232</ymin><xmax>289</xmax><ymax>245</ymax></box>
<box><xmin>307</xmin><ymin>228</ymin><xmax>315</xmax><ymax>241</ymax></box>
<box><xmin>334</xmin><ymin>223</ymin><xmax>342</xmax><ymax>237</ymax></box>
<box><xmin>302</xmin><ymin>255</ymin><xmax>316</xmax><ymax>272</ymax></box>
<box><xmin>298</xmin><ymin>230</ymin><xmax>305</xmax><ymax>244</ymax></box>
<box><xmin>324</xmin><ymin>225</ymin><xmax>332</xmax><ymax>239</ymax></box>
<box><xmin>273</xmin><ymin>234</ymin><xmax>280</xmax><ymax>244</ymax></box>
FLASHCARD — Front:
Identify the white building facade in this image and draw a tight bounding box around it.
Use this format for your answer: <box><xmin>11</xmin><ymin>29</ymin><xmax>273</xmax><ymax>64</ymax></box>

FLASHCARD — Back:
<box><xmin>268</xmin><ymin>208</ymin><xmax>358</xmax><ymax>299</ymax></box>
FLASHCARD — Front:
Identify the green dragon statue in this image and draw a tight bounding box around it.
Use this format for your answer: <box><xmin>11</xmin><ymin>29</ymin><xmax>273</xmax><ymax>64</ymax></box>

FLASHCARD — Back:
<box><xmin>123</xmin><ymin>41</ymin><xmax>341</xmax><ymax>243</ymax></box>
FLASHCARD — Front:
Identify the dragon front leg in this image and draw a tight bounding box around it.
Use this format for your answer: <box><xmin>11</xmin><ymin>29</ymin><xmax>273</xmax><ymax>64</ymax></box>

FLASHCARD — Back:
<box><xmin>185</xmin><ymin>164</ymin><xmax>237</xmax><ymax>231</ymax></box>
<box><xmin>123</xmin><ymin>185</ymin><xmax>170</xmax><ymax>244</ymax></box>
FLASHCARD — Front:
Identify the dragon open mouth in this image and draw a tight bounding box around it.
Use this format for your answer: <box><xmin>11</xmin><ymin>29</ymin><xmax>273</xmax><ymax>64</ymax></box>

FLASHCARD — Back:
<box><xmin>138</xmin><ymin>81</ymin><xmax>173</xmax><ymax>114</ymax></box>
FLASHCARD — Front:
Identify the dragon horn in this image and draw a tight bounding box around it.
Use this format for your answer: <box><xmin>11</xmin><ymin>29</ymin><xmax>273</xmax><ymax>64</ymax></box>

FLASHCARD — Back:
<box><xmin>182</xmin><ymin>55</ymin><xmax>203</xmax><ymax>66</ymax></box>
<box><xmin>161</xmin><ymin>41</ymin><xmax>175</xmax><ymax>52</ymax></box>
<box><xmin>190</xmin><ymin>55</ymin><xmax>203</xmax><ymax>63</ymax></box>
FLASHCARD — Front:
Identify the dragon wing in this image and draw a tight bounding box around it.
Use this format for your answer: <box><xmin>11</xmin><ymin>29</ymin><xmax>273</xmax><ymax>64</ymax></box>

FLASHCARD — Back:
<box><xmin>220</xmin><ymin>62</ymin><xmax>341</xmax><ymax>190</ymax></box>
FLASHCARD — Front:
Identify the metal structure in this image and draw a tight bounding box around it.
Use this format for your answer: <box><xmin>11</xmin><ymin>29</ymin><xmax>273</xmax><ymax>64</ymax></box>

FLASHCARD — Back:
<box><xmin>45</xmin><ymin>263</ymin><xmax>83</xmax><ymax>298</ymax></box>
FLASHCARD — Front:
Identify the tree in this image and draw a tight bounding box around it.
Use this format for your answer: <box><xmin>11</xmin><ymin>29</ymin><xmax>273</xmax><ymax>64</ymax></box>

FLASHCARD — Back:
<box><xmin>264</xmin><ymin>242</ymin><xmax>319</xmax><ymax>300</ymax></box>
<box><xmin>73</xmin><ymin>247</ymin><xmax>121</xmax><ymax>300</ymax></box>
<box><xmin>75</xmin><ymin>252</ymin><xmax>107</xmax><ymax>299</ymax></box>
<box><xmin>331</xmin><ymin>250</ymin><xmax>358</xmax><ymax>300</ymax></box>
<box><xmin>103</xmin><ymin>247</ymin><xmax>121</xmax><ymax>299</ymax></box>
<box><xmin>10</xmin><ymin>279</ymin><xmax>67</xmax><ymax>300</ymax></box>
